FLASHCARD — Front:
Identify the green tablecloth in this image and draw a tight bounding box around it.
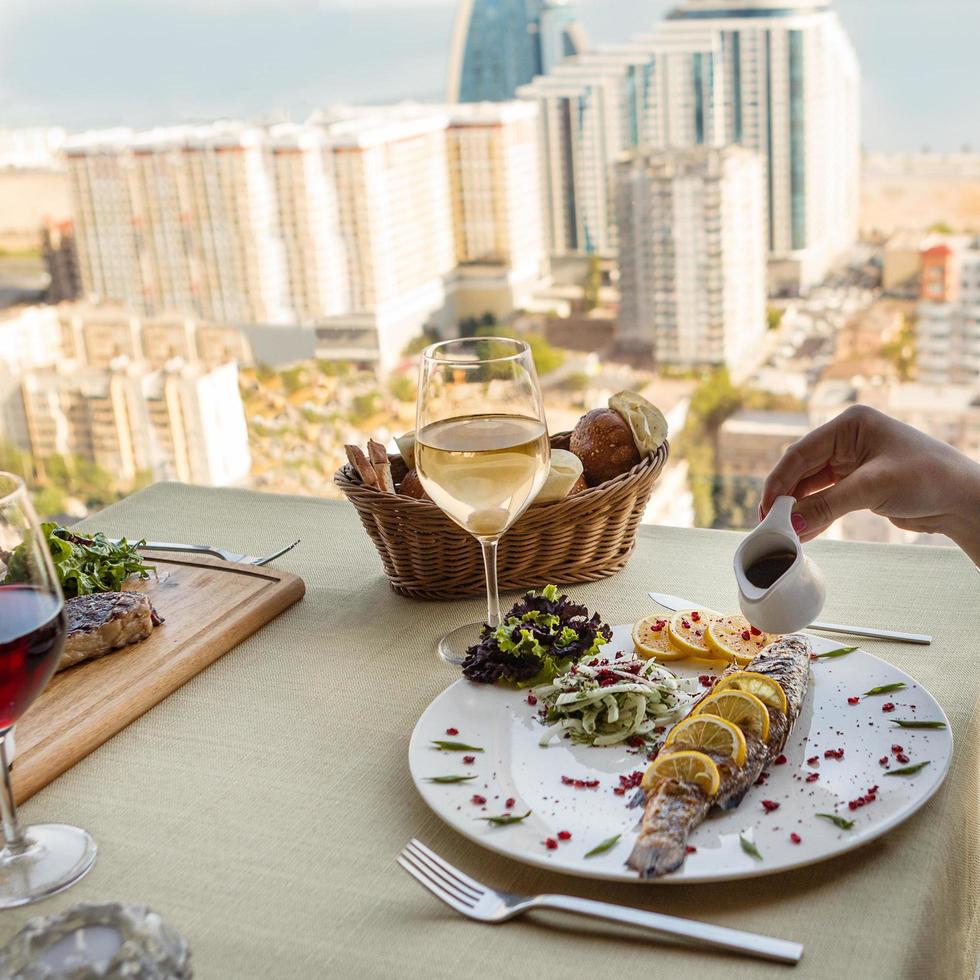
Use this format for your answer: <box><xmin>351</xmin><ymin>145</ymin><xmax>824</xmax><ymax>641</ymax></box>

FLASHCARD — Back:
<box><xmin>1</xmin><ymin>483</ymin><xmax>977</xmax><ymax>979</ymax></box>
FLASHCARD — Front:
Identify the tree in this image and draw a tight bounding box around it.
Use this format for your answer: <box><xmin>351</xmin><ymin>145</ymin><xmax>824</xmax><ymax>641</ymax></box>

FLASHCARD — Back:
<box><xmin>767</xmin><ymin>307</ymin><xmax>784</xmax><ymax>330</ymax></box>
<box><xmin>388</xmin><ymin>375</ymin><xmax>416</xmax><ymax>403</ymax></box>
<box><xmin>928</xmin><ymin>221</ymin><xmax>953</xmax><ymax>234</ymax></box>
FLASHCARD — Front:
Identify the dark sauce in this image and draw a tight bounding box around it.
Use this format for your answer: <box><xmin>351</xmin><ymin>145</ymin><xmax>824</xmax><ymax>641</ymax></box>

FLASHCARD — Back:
<box><xmin>746</xmin><ymin>551</ymin><xmax>797</xmax><ymax>589</ymax></box>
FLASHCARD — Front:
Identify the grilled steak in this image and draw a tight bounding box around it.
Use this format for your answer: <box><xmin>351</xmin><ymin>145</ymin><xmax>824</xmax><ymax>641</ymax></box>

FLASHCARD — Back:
<box><xmin>60</xmin><ymin>592</ymin><xmax>162</xmax><ymax>671</ymax></box>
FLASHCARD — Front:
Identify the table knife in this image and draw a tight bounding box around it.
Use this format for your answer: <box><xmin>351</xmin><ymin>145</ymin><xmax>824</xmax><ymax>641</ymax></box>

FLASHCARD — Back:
<box><xmin>647</xmin><ymin>592</ymin><xmax>932</xmax><ymax>645</ymax></box>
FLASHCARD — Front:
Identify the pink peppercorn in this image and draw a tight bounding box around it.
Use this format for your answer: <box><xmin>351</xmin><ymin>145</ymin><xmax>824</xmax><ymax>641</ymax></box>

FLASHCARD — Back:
<box><xmin>750</xmin><ymin>626</ymin><xmax>762</xmax><ymax>636</ymax></box>
<box><xmin>879</xmin><ymin>756</ymin><xmax>889</xmax><ymax>766</ymax></box>
<box><xmin>807</xmin><ymin>755</ymin><xmax>819</xmax><ymax>765</ymax></box>
<box><xmin>471</xmin><ymin>794</ymin><xmax>486</xmax><ymax>805</ymax></box>
<box><xmin>691</xmin><ymin>611</ymin><xmax>701</xmax><ymax>623</ymax></box>
<box><xmin>526</xmin><ymin>694</ymin><xmax>538</xmax><ymax>706</ymax></box>
<box><xmin>544</xmin><ymin>838</ymin><xmax>558</xmax><ymax>850</ymax></box>
<box><xmin>774</xmin><ymin>754</ymin><xmax>787</xmax><ymax>765</ymax></box>
<box><xmin>613</xmin><ymin>787</ymin><xmax>626</xmax><ymax>796</ymax></box>
<box><xmin>896</xmin><ymin>752</ymin><xmax>909</xmax><ymax>764</ymax></box>
<box><xmin>847</xmin><ymin>697</ymin><xmax>860</xmax><ymax>705</ymax></box>
<box><xmin>881</xmin><ymin>702</ymin><xmax>895</xmax><ymax>713</ymax></box>
<box><xmin>741</xmin><ymin>630</ymin><xmax>751</xmax><ymax>641</ymax></box>
<box><xmin>505</xmin><ymin>798</ymin><xmax>515</xmax><ymax>809</ymax></box>
<box><xmin>790</xmin><ymin>833</ymin><xmax>802</xmax><ymax>844</ymax></box>
<box><xmin>557</xmin><ymin>830</ymin><xmax>572</xmax><ymax>841</ymax></box>
<box><xmin>891</xmin><ymin>744</ymin><xmax>903</xmax><ymax>754</ymax></box>
<box><xmin>806</xmin><ymin>772</ymin><xmax>819</xmax><ymax>783</ymax></box>
<box><xmin>685</xmin><ymin>845</ymin><xmax>697</xmax><ymax>854</ymax></box>
<box><xmin>762</xmin><ymin>800</ymin><xmax>780</xmax><ymax>813</ymax></box>
<box><xmin>446</xmin><ymin>727</ymin><xmax>459</xmax><ymax>736</ymax></box>
<box><xmin>561</xmin><ymin>775</ymin><xmax>573</xmax><ymax>785</ymax></box>
<box><xmin>463</xmin><ymin>755</ymin><xmax>475</xmax><ymax>764</ymax></box>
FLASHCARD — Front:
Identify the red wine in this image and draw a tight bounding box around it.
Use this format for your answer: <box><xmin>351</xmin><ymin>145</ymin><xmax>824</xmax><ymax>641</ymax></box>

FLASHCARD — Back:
<box><xmin>0</xmin><ymin>586</ymin><xmax>65</xmax><ymax>731</ymax></box>
<box><xmin>745</xmin><ymin>552</ymin><xmax>797</xmax><ymax>589</ymax></box>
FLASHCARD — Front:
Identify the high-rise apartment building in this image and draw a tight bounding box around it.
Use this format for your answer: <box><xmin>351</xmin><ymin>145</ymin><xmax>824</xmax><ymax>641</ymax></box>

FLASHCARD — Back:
<box><xmin>615</xmin><ymin>146</ymin><xmax>766</xmax><ymax>372</ymax></box>
<box><xmin>266</xmin><ymin>124</ymin><xmax>349</xmax><ymax>322</ymax></box>
<box><xmin>917</xmin><ymin>237</ymin><xmax>980</xmax><ymax>386</ymax></box>
<box><xmin>523</xmin><ymin>0</ymin><xmax>859</xmax><ymax>289</ymax></box>
<box><xmin>447</xmin><ymin>0</ymin><xmax>586</xmax><ymax>104</ymax></box>
<box><xmin>446</xmin><ymin>102</ymin><xmax>546</xmax><ymax>318</ymax></box>
<box><xmin>653</xmin><ymin>0</ymin><xmax>860</xmax><ymax>289</ymax></box>
<box><xmin>318</xmin><ymin>108</ymin><xmax>456</xmax><ymax>367</ymax></box>
<box><xmin>66</xmin><ymin>124</ymin><xmax>289</xmax><ymax>324</ymax></box>
<box><xmin>518</xmin><ymin>33</ymin><xmax>724</xmax><ymax>256</ymax></box>
<box><xmin>21</xmin><ymin>358</ymin><xmax>251</xmax><ymax>486</ymax></box>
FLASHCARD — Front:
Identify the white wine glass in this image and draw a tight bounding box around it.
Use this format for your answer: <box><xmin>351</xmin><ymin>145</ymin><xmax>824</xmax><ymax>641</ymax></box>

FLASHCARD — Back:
<box><xmin>416</xmin><ymin>338</ymin><xmax>550</xmax><ymax>664</ymax></box>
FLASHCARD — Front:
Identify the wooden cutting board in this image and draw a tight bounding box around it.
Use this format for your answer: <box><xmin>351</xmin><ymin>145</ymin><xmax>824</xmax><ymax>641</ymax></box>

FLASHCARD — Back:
<box><xmin>11</xmin><ymin>552</ymin><xmax>305</xmax><ymax>803</ymax></box>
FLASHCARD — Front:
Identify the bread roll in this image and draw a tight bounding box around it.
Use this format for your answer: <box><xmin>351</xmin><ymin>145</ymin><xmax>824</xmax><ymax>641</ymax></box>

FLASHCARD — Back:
<box><xmin>399</xmin><ymin>469</ymin><xmax>430</xmax><ymax>501</ymax></box>
<box><xmin>395</xmin><ymin>432</ymin><xmax>416</xmax><ymax>470</ymax></box>
<box><xmin>535</xmin><ymin>449</ymin><xmax>585</xmax><ymax>504</ymax></box>
<box><xmin>569</xmin><ymin>409</ymin><xmax>641</xmax><ymax>486</ymax></box>
<box><xmin>608</xmin><ymin>391</ymin><xmax>668</xmax><ymax>457</ymax></box>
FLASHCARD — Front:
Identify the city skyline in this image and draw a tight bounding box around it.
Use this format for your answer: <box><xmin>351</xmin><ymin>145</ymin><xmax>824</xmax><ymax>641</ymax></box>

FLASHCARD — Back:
<box><xmin>0</xmin><ymin>0</ymin><xmax>977</xmax><ymax>152</ymax></box>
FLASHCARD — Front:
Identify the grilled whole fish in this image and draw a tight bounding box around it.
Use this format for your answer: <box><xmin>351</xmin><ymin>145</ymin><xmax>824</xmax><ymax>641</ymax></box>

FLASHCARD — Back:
<box><xmin>627</xmin><ymin>634</ymin><xmax>811</xmax><ymax>878</ymax></box>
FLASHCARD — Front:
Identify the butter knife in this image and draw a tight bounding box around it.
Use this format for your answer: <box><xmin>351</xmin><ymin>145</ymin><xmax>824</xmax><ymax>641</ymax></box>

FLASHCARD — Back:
<box><xmin>648</xmin><ymin>592</ymin><xmax>932</xmax><ymax>645</ymax></box>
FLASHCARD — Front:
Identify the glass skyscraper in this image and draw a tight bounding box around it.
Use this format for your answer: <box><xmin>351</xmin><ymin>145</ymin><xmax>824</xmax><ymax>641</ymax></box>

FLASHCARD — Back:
<box><xmin>447</xmin><ymin>0</ymin><xmax>585</xmax><ymax>103</ymax></box>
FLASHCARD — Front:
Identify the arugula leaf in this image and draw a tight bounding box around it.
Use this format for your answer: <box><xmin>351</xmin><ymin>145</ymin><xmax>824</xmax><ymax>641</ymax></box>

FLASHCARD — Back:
<box><xmin>426</xmin><ymin>775</ymin><xmax>477</xmax><ymax>784</ymax></box>
<box><xmin>816</xmin><ymin>813</ymin><xmax>855</xmax><ymax>830</ymax></box>
<box><xmin>431</xmin><ymin>741</ymin><xmax>484</xmax><ymax>752</ymax></box>
<box><xmin>584</xmin><ymin>834</ymin><xmax>621</xmax><ymax>858</ymax></box>
<box><xmin>739</xmin><ymin>835</ymin><xmax>763</xmax><ymax>860</ymax></box>
<box><xmin>891</xmin><ymin>720</ymin><xmax>946</xmax><ymax>729</ymax></box>
<box><xmin>862</xmin><ymin>682</ymin><xmax>907</xmax><ymax>696</ymax></box>
<box><xmin>813</xmin><ymin>646</ymin><xmax>858</xmax><ymax>659</ymax></box>
<box><xmin>479</xmin><ymin>811</ymin><xmax>531</xmax><ymax>826</ymax></box>
<box><xmin>1</xmin><ymin>524</ymin><xmax>153</xmax><ymax>598</ymax></box>
<box><xmin>884</xmin><ymin>761</ymin><xmax>930</xmax><ymax>776</ymax></box>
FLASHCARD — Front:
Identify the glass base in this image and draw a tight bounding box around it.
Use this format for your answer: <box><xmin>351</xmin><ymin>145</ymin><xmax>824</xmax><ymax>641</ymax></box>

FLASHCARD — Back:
<box><xmin>437</xmin><ymin>621</ymin><xmax>486</xmax><ymax>666</ymax></box>
<box><xmin>0</xmin><ymin>824</ymin><xmax>97</xmax><ymax>909</ymax></box>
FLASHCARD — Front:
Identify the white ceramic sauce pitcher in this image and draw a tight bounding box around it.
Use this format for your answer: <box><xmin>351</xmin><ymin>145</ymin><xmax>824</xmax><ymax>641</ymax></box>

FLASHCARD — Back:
<box><xmin>734</xmin><ymin>495</ymin><xmax>826</xmax><ymax>634</ymax></box>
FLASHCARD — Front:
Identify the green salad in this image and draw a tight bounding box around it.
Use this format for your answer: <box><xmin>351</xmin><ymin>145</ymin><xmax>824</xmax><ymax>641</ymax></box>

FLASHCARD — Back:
<box><xmin>1</xmin><ymin>523</ymin><xmax>153</xmax><ymax>598</ymax></box>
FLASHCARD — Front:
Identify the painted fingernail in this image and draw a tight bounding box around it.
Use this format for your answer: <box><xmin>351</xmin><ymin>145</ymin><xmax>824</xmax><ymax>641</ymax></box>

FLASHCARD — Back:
<box><xmin>791</xmin><ymin>513</ymin><xmax>807</xmax><ymax>534</ymax></box>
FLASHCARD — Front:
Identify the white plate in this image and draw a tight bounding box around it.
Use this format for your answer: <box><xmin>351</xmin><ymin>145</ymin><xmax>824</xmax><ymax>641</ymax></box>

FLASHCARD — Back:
<box><xmin>409</xmin><ymin>628</ymin><xmax>952</xmax><ymax>883</ymax></box>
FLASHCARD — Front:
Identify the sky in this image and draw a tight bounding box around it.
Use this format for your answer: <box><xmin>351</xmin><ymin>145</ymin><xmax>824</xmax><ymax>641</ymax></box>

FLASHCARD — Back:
<box><xmin>0</xmin><ymin>0</ymin><xmax>977</xmax><ymax>151</ymax></box>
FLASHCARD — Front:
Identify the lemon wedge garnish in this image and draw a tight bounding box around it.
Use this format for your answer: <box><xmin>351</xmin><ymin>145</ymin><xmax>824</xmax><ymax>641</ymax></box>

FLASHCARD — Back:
<box><xmin>667</xmin><ymin>608</ymin><xmax>720</xmax><ymax>659</ymax></box>
<box><xmin>714</xmin><ymin>672</ymin><xmax>788</xmax><ymax>714</ymax></box>
<box><xmin>664</xmin><ymin>715</ymin><xmax>747</xmax><ymax>767</ymax></box>
<box><xmin>641</xmin><ymin>749</ymin><xmax>721</xmax><ymax>795</ymax></box>
<box><xmin>706</xmin><ymin>615</ymin><xmax>776</xmax><ymax>666</ymax></box>
<box><xmin>693</xmin><ymin>689</ymin><xmax>771</xmax><ymax>741</ymax></box>
<box><xmin>633</xmin><ymin>613</ymin><xmax>685</xmax><ymax>660</ymax></box>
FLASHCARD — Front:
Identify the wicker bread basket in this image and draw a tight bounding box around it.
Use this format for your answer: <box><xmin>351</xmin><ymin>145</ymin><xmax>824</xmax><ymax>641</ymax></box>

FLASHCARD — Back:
<box><xmin>334</xmin><ymin>431</ymin><xmax>669</xmax><ymax>600</ymax></box>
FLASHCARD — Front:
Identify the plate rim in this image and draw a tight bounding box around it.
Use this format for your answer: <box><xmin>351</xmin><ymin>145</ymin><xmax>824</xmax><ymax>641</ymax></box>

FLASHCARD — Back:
<box><xmin>409</xmin><ymin>633</ymin><xmax>953</xmax><ymax>884</ymax></box>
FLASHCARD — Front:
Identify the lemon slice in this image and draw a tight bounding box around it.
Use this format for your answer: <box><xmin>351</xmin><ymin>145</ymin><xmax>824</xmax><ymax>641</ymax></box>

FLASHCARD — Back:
<box><xmin>641</xmin><ymin>750</ymin><xmax>720</xmax><ymax>795</ymax></box>
<box><xmin>667</xmin><ymin>608</ymin><xmax>719</xmax><ymax>659</ymax></box>
<box><xmin>693</xmin><ymin>689</ymin><xmax>771</xmax><ymax>741</ymax></box>
<box><xmin>633</xmin><ymin>614</ymin><xmax>685</xmax><ymax>660</ymax></box>
<box><xmin>706</xmin><ymin>614</ymin><xmax>776</xmax><ymax>666</ymax></box>
<box><xmin>714</xmin><ymin>672</ymin><xmax>788</xmax><ymax>714</ymax></box>
<box><xmin>663</xmin><ymin>715</ymin><xmax>747</xmax><ymax>767</ymax></box>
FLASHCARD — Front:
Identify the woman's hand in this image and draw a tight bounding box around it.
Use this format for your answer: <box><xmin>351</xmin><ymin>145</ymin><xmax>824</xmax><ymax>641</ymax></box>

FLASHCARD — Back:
<box><xmin>760</xmin><ymin>405</ymin><xmax>980</xmax><ymax>563</ymax></box>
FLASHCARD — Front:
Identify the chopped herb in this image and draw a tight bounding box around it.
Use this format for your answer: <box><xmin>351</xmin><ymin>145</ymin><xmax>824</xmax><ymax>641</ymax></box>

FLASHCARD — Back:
<box><xmin>584</xmin><ymin>834</ymin><xmax>621</xmax><ymax>858</ymax></box>
<box><xmin>885</xmin><ymin>761</ymin><xmax>931</xmax><ymax>776</ymax></box>
<box><xmin>480</xmin><ymin>810</ymin><xmax>531</xmax><ymax>826</ymax></box>
<box><xmin>739</xmin><ymin>835</ymin><xmax>763</xmax><ymax>860</ymax></box>
<box><xmin>863</xmin><ymin>682</ymin><xmax>907</xmax><ymax>697</ymax></box>
<box><xmin>426</xmin><ymin>775</ymin><xmax>477</xmax><ymax>784</ymax></box>
<box><xmin>813</xmin><ymin>646</ymin><xmax>858</xmax><ymax>660</ymax></box>
<box><xmin>431</xmin><ymin>741</ymin><xmax>484</xmax><ymax>752</ymax></box>
<box><xmin>816</xmin><ymin>813</ymin><xmax>855</xmax><ymax>830</ymax></box>
<box><xmin>891</xmin><ymin>720</ymin><xmax>947</xmax><ymax>729</ymax></box>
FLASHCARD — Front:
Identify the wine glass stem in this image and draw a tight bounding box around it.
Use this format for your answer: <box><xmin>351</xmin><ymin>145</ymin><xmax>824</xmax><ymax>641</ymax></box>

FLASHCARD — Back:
<box><xmin>0</xmin><ymin>733</ymin><xmax>27</xmax><ymax>853</ymax></box>
<box><xmin>481</xmin><ymin>538</ymin><xmax>502</xmax><ymax>628</ymax></box>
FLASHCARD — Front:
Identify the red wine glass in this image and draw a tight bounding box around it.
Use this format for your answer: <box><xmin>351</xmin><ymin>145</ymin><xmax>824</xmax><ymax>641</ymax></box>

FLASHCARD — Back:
<box><xmin>0</xmin><ymin>472</ymin><xmax>96</xmax><ymax>906</ymax></box>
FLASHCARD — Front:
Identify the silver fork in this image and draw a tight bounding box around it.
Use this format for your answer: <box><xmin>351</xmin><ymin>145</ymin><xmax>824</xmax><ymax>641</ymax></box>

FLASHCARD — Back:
<box><xmin>397</xmin><ymin>839</ymin><xmax>803</xmax><ymax>965</ymax></box>
<box><xmin>109</xmin><ymin>538</ymin><xmax>300</xmax><ymax>566</ymax></box>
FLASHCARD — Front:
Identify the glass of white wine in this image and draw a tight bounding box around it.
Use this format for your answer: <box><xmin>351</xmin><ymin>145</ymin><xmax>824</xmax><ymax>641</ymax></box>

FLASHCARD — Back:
<box><xmin>416</xmin><ymin>337</ymin><xmax>550</xmax><ymax>664</ymax></box>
